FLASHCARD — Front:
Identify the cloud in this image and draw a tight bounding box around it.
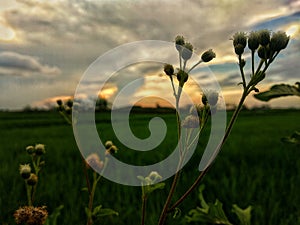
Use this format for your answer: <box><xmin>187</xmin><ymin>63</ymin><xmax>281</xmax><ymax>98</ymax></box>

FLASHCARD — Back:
<box><xmin>0</xmin><ymin>0</ymin><xmax>299</xmax><ymax>109</ymax></box>
<box><xmin>0</xmin><ymin>51</ymin><xmax>61</xmax><ymax>76</ymax></box>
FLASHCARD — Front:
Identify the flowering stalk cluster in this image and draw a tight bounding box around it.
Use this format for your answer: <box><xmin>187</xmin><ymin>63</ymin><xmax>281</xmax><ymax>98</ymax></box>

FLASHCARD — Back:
<box><xmin>56</xmin><ymin>99</ymin><xmax>73</xmax><ymax>125</ymax></box>
<box><xmin>158</xmin><ymin>36</ymin><xmax>216</xmax><ymax>225</ymax></box>
<box><xmin>19</xmin><ymin>144</ymin><xmax>46</xmax><ymax>207</ymax></box>
<box><xmin>164</xmin><ymin>36</ymin><xmax>215</xmax><ymax>109</ymax></box>
<box><xmin>232</xmin><ymin>30</ymin><xmax>289</xmax><ymax>92</ymax></box>
<box><xmin>84</xmin><ymin>140</ymin><xmax>118</xmax><ymax>225</ymax></box>
<box><xmin>157</xmin><ymin>30</ymin><xmax>289</xmax><ymax>225</ymax></box>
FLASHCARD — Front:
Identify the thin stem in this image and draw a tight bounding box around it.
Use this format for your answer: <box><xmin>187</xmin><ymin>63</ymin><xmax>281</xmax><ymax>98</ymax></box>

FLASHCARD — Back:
<box><xmin>141</xmin><ymin>195</ymin><xmax>147</xmax><ymax>225</ymax></box>
<box><xmin>87</xmin><ymin>172</ymin><xmax>98</xmax><ymax>225</ymax></box>
<box><xmin>255</xmin><ymin>59</ymin><xmax>265</xmax><ymax>75</ymax></box>
<box><xmin>157</xmin><ymin>156</ymin><xmax>183</xmax><ymax>225</ymax></box>
<box><xmin>158</xmin><ymin>93</ymin><xmax>183</xmax><ymax>225</ymax></box>
<box><xmin>188</xmin><ymin>60</ymin><xmax>202</xmax><ymax>73</ymax></box>
<box><xmin>26</xmin><ymin>182</ymin><xmax>32</xmax><ymax>206</ymax></box>
<box><xmin>251</xmin><ymin>50</ymin><xmax>255</xmax><ymax>76</ymax></box>
<box><xmin>83</xmin><ymin>157</ymin><xmax>92</xmax><ymax>196</ymax></box>
<box><xmin>169</xmin><ymin>88</ymin><xmax>249</xmax><ymax>212</ymax></box>
<box><xmin>183</xmin><ymin>60</ymin><xmax>187</xmax><ymax>72</ymax></box>
<box><xmin>179</xmin><ymin>50</ymin><xmax>182</xmax><ymax>70</ymax></box>
<box><xmin>169</xmin><ymin>76</ymin><xmax>177</xmax><ymax>99</ymax></box>
<box><xmin>238</xmin><ymin>54</ymin><xmax>246</xmax><ymax>88</ymax></box>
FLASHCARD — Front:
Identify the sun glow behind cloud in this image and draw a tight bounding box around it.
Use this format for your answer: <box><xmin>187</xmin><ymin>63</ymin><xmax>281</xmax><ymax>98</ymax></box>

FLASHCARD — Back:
<box><xmin>0</xmin><ymin>24</ymin><xmax>15</xmax><ymax>41</ymax></box>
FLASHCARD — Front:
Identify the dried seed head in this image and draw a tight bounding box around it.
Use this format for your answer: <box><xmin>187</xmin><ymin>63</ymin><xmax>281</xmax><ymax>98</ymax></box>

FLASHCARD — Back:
<box><xmin>164</xmin><ymin>64</ymin><xmax>174</xmax><ymax>76</ymax></box>
<box><xmin>201</xmin><ymin>49</ymin><xmax>216</xmax><ymax>62</ymax></box>
<box><xmin>27</xmin><ymin>173</ymin><xmax>38</xmax><ymax>186</ymax></box>
<box><xmin>19</xmin><ymin>164</ymin><xmax>31</xmax><ymax>179</ymax></box>
<box><xmin>14</xmin><ymin>206</ymin><xmax>48</xmax><ymax>225</ymax></box>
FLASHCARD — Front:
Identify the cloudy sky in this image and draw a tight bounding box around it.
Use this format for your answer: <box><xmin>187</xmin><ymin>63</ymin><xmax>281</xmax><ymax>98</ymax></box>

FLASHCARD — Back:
<box><xmin>0</xmin><ymin>0</ymin><xmax>299</xmax><ymax>110</ymax></box>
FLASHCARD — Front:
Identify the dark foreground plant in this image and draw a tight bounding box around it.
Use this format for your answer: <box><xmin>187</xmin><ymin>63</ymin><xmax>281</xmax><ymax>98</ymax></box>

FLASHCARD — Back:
<box><xmin>156</xmin><ymin>30</ymin><xmax>289</xmax><ymax>225</ymax></box>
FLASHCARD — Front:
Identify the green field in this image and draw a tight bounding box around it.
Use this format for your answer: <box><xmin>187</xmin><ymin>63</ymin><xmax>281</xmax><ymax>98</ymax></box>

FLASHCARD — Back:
<box><xmin>0</xmin><ymin>109</ymin><xmax>299</xmax><ymax>225</ymax></box>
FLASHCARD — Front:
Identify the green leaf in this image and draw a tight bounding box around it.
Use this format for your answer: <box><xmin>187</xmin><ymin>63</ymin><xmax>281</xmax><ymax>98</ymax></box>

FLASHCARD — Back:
<box><xmin>281</xmin><ymin>131</ymin><xmax>300</xmax><ymax>145</ymax></box>
<box><xmin>145</xmin><ymin>182</ymin><xmax>165</xmax><ymax>195</ymax></box>
<box><xmin>81</xmin><ymin>187</ymin><xmax>89</xmax><ymax>192</ymax></box>
<box><xmin>185</xmin><ymin>185</ymin><xmax>233</xmax><ymax>225</ymax></box>
<box><xmin>92</xmin><ymin>205</ymin><xmax>118</xmax><ymax>217</ymax></box>
<box><xmin>85</xmin><ymin>207</ymin><xmax>92</xmax><ymax>219</ymax></box>
<box><xmin>254</xmin><ymin>83</ymin><xmax>300</xmax><ymax>101</ymax></box>
<box><xmin>45</xmin><ymin>205</ymin><xmax>64</xmax><ymax>225</ymax></box>
<box><xmin>232</xmin><ymin>204</ymin><xmax>252</xmax><ymax>225</ymax></box>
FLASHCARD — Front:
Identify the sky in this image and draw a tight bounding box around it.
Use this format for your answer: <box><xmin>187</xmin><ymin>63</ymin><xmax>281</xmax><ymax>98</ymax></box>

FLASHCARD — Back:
<box><xmin>0</xmin><ymin>0</ymin><xmax>299</xmax><ymax>110</ymax></box>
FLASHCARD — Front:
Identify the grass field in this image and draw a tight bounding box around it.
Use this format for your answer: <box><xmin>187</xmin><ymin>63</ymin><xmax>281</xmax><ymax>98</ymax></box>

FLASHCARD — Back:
<box><xmin>0</xmin><ymin>109</ymin><xmax>299</xmax><ymax>225</ymax></box>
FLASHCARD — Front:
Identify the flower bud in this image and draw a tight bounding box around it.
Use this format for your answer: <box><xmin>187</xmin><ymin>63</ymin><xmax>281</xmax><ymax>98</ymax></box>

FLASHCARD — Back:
<box><xmin>240</xmin><ymin>59</ymin><xmax>246</xmax><ymax>68</ymax></box>
<box><xmin>27</xmin><ymin>173</ymin><xmax>38</xmax><ymax>186</ymax></box>
<box><xmin>234</xmin><ymin>44</ymin><xmax>245</xmax><ymax>55</ymax></box>
<box><xmin>148</xmin><ymin>171</ymin><xmax>162</xmax><ymax>183</ymax></box>
<box><xmin>258</xmin><ymin>29</ymin><xmax>270</xmax><ymax>46</ymax></box>
<box><xmin>164</xmin><ymin>64</ymin><xmax>174</xmax><ymax>76</ymax></box>
<box><xmin>35</xmin><ymin>144</ymin><xmax>45</xmax><ymax>156</ymax></box>
<box><xmin>106</xmin><ymin>145</ymin><xmax>118</xmax><ymax>155</ymax></box>
<box><xmin>105</xmin><ymin>140</ymin><xmax>113</xmax><ymax>149</ymax></box>
<box><xmin>202</xmin><ymin>94</ymin><xmax>208</xmax><ymax>105</ymax></box>
<box><xmin>201</xmin><ymin>49</ymin><xmax>216</xmax><ymax>62</ymax></box>
<box><xmin>248</xmin><ymin>31</ymin><xmax>260</xmax><ymax>50</ymax></box>
<box><xmin>233</xmin><ymin>32</ymin><xmax>247</xmax><ymax>48</ymax></box>
<box><xmin>86</xmin><ymin>153</ymin><xmax>104</xmax><ymax>171</ymax></box>
<box><xmin>270</xmin><ymin>31</ymin><xmax>290</xmax><ymax>52</ymax></box>
<box><xmin>181</xmin><ymin>42</ymin><xmax>193</xmax><ymax>60</ymax></box>
<box><xmin>26</xmin><ymin>146</ymin><xmax>35</xmax><ymax>155</ymax></box>
<box><xmin>19</xmin><ymin>164</ymin><xmax>31</xmax><ymax>179</ymax></box>
<box><xmin>182</xmin><ymin>115</ymin><xmax>200</xmax><ymax>128</ymax></box>
<box><xmin>175</xmin><ymin>35</ymin><xmax>185</xmax><ymax>51</ymax></box>
<box><xmin>67</xmin><ymin>99</ymin><xmax>73</xmax><ymax>108</ymax></box>
<box><xmin>207</xmin><ymin>91</ymin><xmax>219</xmax><ymax>106</ymax></box>
<box><xmin>258</xmin><ymin>46</ymin><xmax>271</xmax><ymax>59</ymax></box>
<box><xmin>177</xmin><ymin>70</ymin><xmax>188</xmax><ymax>87</ymax></box>
<box><xmin>66</xmin><ymin>108</ymin><xmax>72</xmax><ymax>115</ymax></box>
<box><xmin>56</xmin><ymin>99</ymin><xmax>63</xmax><ymax>106</ymax></box>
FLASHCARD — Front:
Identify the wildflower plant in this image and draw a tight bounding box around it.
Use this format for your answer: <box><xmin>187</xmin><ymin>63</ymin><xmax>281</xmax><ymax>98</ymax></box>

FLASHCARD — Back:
<box><xmin>19</xmin><ymin>144</ymin><xmax>46</xmax><ymax>207</ymax></box>
<box><xmin>16</xmin><ymin>144</ymin><xmax>48</xmax><ymax>225</ymax></box>
<box><xmin>56</xmin><ymin>99</ymin><xmax>118</xmax><ymax>225</ymax></box>
<box><xmin>155</xmin><ymin>30</ymin><xmax>289</xmax><ymax>225</ymax></box>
